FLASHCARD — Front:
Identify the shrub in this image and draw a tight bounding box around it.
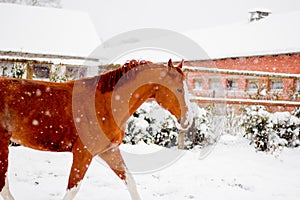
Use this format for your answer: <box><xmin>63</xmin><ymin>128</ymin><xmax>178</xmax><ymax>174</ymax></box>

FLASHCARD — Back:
<box><xmin>124</xmin><ymin>101</ymin><xmax>177</xmax><ymax>147</ymax></box>
<box><xmin>241</xmin><ymin>105</ymin><xmax>300</xmax><ymax>152</ymax></box>
<box><xmin>242</xmin><ymin>105</ymin><xmax>273</xmax><ymax>151</ymax></box>
<box><xmin>124</xmin><ymin>101</ymin><xmax>215</xmax><ymax>149</ymax></box>
<box><xmin>270</xmin><ymin>112</ymin><xmax>300</xmax><ymax>148</ymax></box>
<box><xmin>185</xmin><ymin>104</ymin><xmax>216</xmax><ymax>149</ymax></box>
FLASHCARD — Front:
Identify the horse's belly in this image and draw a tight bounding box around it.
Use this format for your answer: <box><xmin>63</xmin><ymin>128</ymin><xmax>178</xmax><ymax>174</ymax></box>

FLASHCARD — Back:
<box><xmin>11</xmin><ymin>131</ymin><xmax>74</xmax><ymax>152</ymax></box>
<box><xmin>9</xmin><ymin>117</ymin><xmax>75</xmax><ymax>152</ymax></box>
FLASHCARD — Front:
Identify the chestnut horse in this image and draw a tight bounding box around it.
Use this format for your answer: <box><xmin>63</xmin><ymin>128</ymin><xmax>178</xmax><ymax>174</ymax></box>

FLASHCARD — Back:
<box><xmin>0</xmin><ymin>59</ymin><xmax>190</xmax><ymax>200</ymax></box>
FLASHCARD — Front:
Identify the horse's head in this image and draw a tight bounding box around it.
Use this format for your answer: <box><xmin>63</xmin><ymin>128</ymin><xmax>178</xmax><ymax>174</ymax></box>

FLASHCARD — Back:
<box><xmin>152</xmin><ymin>59</ymin><xmax>191</xmax><ymax>130</ymax></box>
<box><xmin>110</xmin><ymin>59</ymin><xmax>192</xmax><ymax>131</ymax></box>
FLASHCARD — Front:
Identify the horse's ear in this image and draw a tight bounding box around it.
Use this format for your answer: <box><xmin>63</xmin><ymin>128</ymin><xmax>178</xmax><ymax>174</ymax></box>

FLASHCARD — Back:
<box><xmin>168</xmin><ymin>59</ymin><xmax>174</xmax><ymax>68</ymax></box>
<box><xmin>177</xmin><ymin>59</ymin><xmax>184</xmax><ymax>69</ymax></box>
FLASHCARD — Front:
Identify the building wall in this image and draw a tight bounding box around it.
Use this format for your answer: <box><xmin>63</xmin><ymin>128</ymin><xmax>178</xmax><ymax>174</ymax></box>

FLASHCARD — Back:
<box><xmin>0</xmin><ymin>58</ymin><xmax>87</xmax><ymax>81</ymax></box>
<box><xmin>185</xmin><ymin>53</ymin><xmax>300</xmax><ymax>111</ymax></box>
<box><xmin>186</xmin><ymin>53</ymin><xmax>300</xmax><ymax>73</ymax></box>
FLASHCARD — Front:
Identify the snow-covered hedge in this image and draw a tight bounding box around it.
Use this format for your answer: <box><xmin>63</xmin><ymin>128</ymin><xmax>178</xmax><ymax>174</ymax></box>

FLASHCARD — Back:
<box><xmin>242</xmin><ymin>105</ymin><xmax>300</xmax><ymax>152</ymax></box>
<box><xmin>124</xmin><ymin>101</ymin><xmax>215</xmax><ymax>149</ymax></box>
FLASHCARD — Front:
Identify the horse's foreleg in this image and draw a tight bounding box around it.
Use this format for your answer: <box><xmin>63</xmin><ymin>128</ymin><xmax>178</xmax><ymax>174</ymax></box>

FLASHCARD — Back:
<box><xmin>0</xmin><ymin>129</ymin><xmax>14</xmax><ymax>200</ymax></box>
<box><xmin>99</xmin><ymin>147</ymin><xmax>141</xmax><ymax>200</ymax></box>
<box><xmin>63</xmin><ymin>139</ymin><xmax>93</xmax><ymax>200</ymax></box>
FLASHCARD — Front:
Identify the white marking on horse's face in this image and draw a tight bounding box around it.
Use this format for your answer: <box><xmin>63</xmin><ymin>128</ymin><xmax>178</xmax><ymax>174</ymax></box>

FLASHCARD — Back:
<box><xmin>173</xmin><ymin>81</ymin><xmax>194</xmax><ymax>131</ymax></box>
<box><xmin>62</xmin><ymin>182</ymin><xmax>81</xmax><ymax>200</ymax></box>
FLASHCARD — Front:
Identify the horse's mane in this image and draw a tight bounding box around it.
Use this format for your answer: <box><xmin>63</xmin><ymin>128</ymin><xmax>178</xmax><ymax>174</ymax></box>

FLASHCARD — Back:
<box><xmin>98</xmin><ymin>59</ymin><xmax>184</xmax><ymax>94</ymax></box>
<box><xmin>98</xmin><ymin>60</ymin><xmax>149</xmax><ymax>93</ymax></box>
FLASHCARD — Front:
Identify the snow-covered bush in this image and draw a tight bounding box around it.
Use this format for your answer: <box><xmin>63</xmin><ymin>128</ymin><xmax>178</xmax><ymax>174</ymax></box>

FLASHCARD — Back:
<box><xmin>185</xmin><ymin>103</ymin><xmax>215</xmax><ymax>149</ymax></box>
<box><xmin>241</xmin><ymin>105</ymin><xmax>300</xmax><ymax>152</ymax></box>
<box><xmin>124</xmin><ymin>101</ymin><xmax>177</xmax><ymax>147</ymax></box>
<box><xmin>2</xmin><ymin>63</ymin><xmax>27</xmax><ymax>78</ymax></box>
<box><xmin>270</xmin><ymin>112</ymin><xmax>300</xmax><ymax>148</ymax></box>
<box><xmin>242</xmin><ymin>105</ymin><xmax>273</xmax><ymax>151</ymax></box>
<box><xmin>124</xmin><ymin>101</ymin><xmax>215</xmax><ymax>149</ymax></box>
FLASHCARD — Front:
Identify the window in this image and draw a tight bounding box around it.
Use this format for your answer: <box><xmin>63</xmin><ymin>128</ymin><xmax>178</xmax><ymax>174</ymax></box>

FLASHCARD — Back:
<box><xmin>66</xmin><ymin>66</ymin><xmax>87</xmax><ymax>79</ymax></box>
<box><xmin>296</xmin><ymin>79</ymin><xmax>300</xmax><ymax>93</ymax></box>
<box><xmin>270</xmin><ymin>79</ymin><xmax>283</xmax><ymax>91</ymax></box>
<box><xmin>0</xmin><ymin>62</ymin><xmax>12</xmax><ymax>77</ymax></box>
<box><xmin>226</xmin><ymin>79</ymin><xmax>238</xmax><ymax>91</ymax></box>
<box><xmin>34</xmin><ymin>64</ymin><xmax>50</xmax><ymax>79</ymax></box>
<box><xmin>209</xmin><ymin>78</ymin><xmax>221</xmax><ymax>90</ymax></box>
<box><xmin>247</xmin><ymin>79</ymin><xmax>259</xmax><ymax>91</ymax></box>
<box><xmin>193</xmin><ymin>78</ymin><xmax>202</xmax><ymax>90</ymax></box>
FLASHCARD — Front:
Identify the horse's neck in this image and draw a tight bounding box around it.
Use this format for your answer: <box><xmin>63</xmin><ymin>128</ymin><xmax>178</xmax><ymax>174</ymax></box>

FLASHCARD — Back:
<box><xmin>109</xmin><ymin>69</ymin><xmax>160</xmax><ymax>127</ymax></box>
<box><xmin>125</xmin><ymin>71</ymin><xmax>162</xmax><ymax>116</ymax></box>
<box><xmin>128</xmin><ymin>85</ymin><xmax>154</xmax><ymax>115</ymax></box>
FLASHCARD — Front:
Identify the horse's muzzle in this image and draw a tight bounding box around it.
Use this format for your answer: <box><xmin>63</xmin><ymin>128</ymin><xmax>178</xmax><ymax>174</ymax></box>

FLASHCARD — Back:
<box><xmin>177</xmin><ymin>116</ymin><xmax>191</xmax><ymax>131</ymax></box>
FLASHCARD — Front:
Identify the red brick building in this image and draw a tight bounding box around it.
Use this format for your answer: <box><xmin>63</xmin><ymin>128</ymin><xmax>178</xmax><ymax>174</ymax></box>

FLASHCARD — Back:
<box><xmin>183</xmin><ymin>10</ymin><xmax>300</xmax><ymax>111</ymax></box>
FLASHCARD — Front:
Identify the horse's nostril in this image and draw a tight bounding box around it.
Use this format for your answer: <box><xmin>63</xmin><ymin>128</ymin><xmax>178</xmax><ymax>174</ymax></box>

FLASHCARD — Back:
<box><xmin>177</xmin><ymin>117</ymin><xmax>181</xmax><ymax>124</ymax></box>
<box><xmin>177</xmin><ymin>88</ymin><xmax>183</xmax><ymax>93</ymax></box>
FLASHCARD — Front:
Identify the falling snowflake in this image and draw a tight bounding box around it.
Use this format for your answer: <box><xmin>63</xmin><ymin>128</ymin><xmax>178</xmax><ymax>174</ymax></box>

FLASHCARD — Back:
<box><xmin>36</xmin><ymin>89</ymin><xmax>42</xmax><ymax>96</ymax></box>
<box><xmin>32</xmin><ymin>120</ymin><xmax>39</xmax><ymax>126</ymax></box>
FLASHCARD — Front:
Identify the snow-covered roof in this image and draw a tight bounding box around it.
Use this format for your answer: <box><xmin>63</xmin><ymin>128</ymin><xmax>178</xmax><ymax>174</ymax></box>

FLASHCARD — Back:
<box><xmin>184</xmin><ymin>11</ymin><xmax>300</xmax><ymax>60</ymax></box>
<box><xmin>0</xmin><ymin>3</ymin><xmax>101</xmax><ymax>59</ymax></box>
<box><xmin>248</xmin><ymin>8</ymin><xmax>272</xmax><ymax>13</ymax></box>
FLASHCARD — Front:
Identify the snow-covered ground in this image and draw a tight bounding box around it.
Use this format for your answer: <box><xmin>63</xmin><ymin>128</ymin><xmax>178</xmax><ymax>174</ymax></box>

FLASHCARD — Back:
<box><xmin>4</xmin><ymin>135</ymin><xmax>300</xmax><ymax>200</ymax></box>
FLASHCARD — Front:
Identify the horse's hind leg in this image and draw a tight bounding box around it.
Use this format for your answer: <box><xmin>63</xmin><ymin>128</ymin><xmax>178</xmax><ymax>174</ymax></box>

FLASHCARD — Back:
<box><xmin>99</xmin><ymin>147</ymin><xmax>141</xmax><ymax>200</ymax></box>
<box><xmin>0</xmin><ymin>177</ymin><xmax>14</xmax><ymax>200</ymax></box>
<box><xmin>0</xmin><ymin>128</ymin><xmax>14</xmax><ymax>200</ymax></box>
<box><xmin>63</xmin><ymin>138</ymin><xmax>93</xmax><ymax>200</ymax></box>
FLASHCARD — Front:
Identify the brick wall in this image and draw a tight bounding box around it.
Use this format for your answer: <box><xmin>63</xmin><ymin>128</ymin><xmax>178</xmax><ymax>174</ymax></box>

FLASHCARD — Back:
<box><xmin>185</xmin><ymin>53</ymin><xmax>300</xmax><ymax>111</ymax></box>
<box><xmin>186</xmin><ymin>53</ymin><xmax>300</xmax><ymax>73</ymax></box>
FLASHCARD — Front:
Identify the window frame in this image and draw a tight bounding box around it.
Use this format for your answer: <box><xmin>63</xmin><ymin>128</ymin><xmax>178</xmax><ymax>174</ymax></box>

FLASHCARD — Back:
<box><xmin>33</xmin><ymin>64</ymin><xmax>50</xmax><ymax>79</ymax></box>
<box><xmin>193</xmin><ymin>78</ymin><xmax>203</xmax><ymax>90</ymax></box>
<box><xmin>247</xmin><ymin>78</ymin><xmax>259</xmax><ymax>92</ymax></box>
<box><xmin>226</xmin><ymin>79</ymin><xmax>238</xmax><ymax>91</ymax></box>
<box><xmin>270</xmin><ymin>78</ymin><xmax>283</xmax><ymax>92</ymax></box>
<box><xmin>209</xmin><ymin>77</ymin><xmax>221</xmax><ymax>91</ymax></box>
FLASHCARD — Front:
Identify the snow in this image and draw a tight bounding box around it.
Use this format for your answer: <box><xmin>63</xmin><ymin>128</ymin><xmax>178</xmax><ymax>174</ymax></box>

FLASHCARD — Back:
<box><xmin>99</xmin><ymin>10</ymin><xmax>300</xmax><ymax>64</ymax></box>
<box><xmin>0</xmin><ymin>3</ymin><xmax>100</xmax><ymax>58</ymax></box>
<box><xmin>32</xmin><ymin>120</ymin><xmax>39</xmax><ymax>126</ymax></box>
<box><xmin>184</xmin><ymin>11</ymin><xmax>300</xmax><ymax>60</ymax></box>
<box><xmin>248</xmin><ymin>8</ymin><xmax>273</xmax><ymax>13</ymax></box>
<box><xmin>269</xmin><ymin>112</ymin><xmax>294</xmax><ymax>125</ymax></box>
<box><xmin>4</xmin><ymin>136</ymin><xmax>300</xmax><ymax>200</ymax></box>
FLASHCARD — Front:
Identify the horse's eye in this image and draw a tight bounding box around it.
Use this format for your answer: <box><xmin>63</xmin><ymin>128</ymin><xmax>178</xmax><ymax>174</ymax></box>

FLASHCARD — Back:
<box><xmin>177</xmin><ymin>88</ymin><xmax>183</xmax><ymax>93</ymax></box>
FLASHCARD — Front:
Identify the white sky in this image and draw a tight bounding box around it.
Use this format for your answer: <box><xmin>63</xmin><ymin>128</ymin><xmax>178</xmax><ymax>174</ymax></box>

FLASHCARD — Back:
<box><xmin>62</xmin><ymin>0</ymin><xmax>300</xmax><ymax>41</ymax></box>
